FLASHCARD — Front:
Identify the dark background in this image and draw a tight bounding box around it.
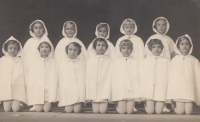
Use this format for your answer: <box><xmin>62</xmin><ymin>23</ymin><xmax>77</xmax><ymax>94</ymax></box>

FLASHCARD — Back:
<box><xmin>0</xmin><ymin>0</ymin><xmax>200</xmax><ymax>59</ymax></box>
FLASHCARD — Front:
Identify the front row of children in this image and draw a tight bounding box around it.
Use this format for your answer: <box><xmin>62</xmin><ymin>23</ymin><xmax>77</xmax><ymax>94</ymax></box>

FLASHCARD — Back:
<box><xmin>0</xmin><ymin>17</ymin><xmax>200</xmax><ymax>115</ymax></box>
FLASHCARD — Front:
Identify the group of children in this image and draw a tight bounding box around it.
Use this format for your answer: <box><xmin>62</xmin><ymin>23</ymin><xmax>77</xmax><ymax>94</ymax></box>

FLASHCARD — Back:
<box><xmin>0</xmin><ymin>17</ymin><xmax>200</xmax><ymax>115</ymax></box>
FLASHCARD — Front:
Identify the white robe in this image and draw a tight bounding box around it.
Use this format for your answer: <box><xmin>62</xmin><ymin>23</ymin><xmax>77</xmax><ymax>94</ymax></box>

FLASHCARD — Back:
<box><xmin>86</xmin><ymin>55</ymin><xmax>112</xmax><ymax>102</ymax></box>
<box><xmin>110</xmin><ymin>57</ymin><xmax>139</xmax><ymax>103</ymax></box>
<box><xmin>0</xmin><ymin>36</ymin><xmax>26</xmax><ymax>104</ymax></box>
<box><xmin>166</xmin><ymin>34</ymin><xmax>200</xmax><ymax>105</ymax></box>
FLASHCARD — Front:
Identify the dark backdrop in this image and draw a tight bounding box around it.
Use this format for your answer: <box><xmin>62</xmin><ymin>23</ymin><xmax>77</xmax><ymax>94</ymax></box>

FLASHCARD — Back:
<box><xmin>0</xmin><ymin>0</ymin><xmax>200</xmax><ymax>59</ymax></box>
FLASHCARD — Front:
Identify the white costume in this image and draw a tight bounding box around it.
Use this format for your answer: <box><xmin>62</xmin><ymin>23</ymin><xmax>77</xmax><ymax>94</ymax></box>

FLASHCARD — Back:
<box><xmin>58</xmin><ymin>41</ymin><xmax>86</xmax><ymax>107</ymax></box>
<box><xmin>115</xmin><ymin>19</ymin><xmax>145</xmax><ymax>63</ymax></box>
<box><xmin>110</xmin><ymin>48</ymin><xmax>140</xmax><ymax>103</ymax></box>
<box><xmin>26</xmin><ymin>40</ymin><xmax>58</xmax><ymax>106</ymax></box>
<box><xmin>54</xmin><ymin>21</ymin><xmax>87</xmax><ymax>64</ymax></box>
<box><xmin>0</xmin><ymin>36</ymin><xmax>26</xmax><ymax>104</ymax></box>
<box><xmin>87</xmin><ymin>23</ymin><xmax>115</xmax><ymax>61</ymax></box>
<box><xmin>166</xmin><ymin>34</ymin><xmax>200</xmax><ymax>105</ymax></box>
<box><xmin>140</xmin><ymin>41</ymin><xmax>170</xmax><ymax>101</ymax></box>
<box><xmin>23</xmin><ymin>20</ymin><xmax>54</xmax><ymax>68</ymax></box>
<box><xmin>145</xmin><ymin>17</ymin><xmax>175</xmax><ymax>59</ymax></box>
<box><xmin>86</xmin><ymin>43</ymin><xmax>113</xmax><ymax>102</ymax></box>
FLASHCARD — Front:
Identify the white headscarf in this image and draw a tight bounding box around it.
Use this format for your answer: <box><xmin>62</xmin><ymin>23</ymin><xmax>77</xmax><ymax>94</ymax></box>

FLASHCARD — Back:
<box><xmin>95</xmin><ymin>23</ymin><xmax>110</xmax><ymax>40</ymax></box>
<box><xmin>120</xmin><ymin>18</ymin><xmax>138</xmax><ymax>35</ymax></box>
<box><xmin>174</xmin><ymin>34</ymin><xmax>193</xmax><ymax>56</ymax></box>
<box><xmin>152</xmin><ymin>17</ymin><xmax>170</xmax><ymax>35</ymax></box>
<box><xmin>29</xmin><ymin>20</ymin><xmax>48</xmax><ymax>38</ymax></box>
<box><xmin>62</xmin><ymin>21</ymin><xmax>77</xmax><ymax>38</ymax></box>
<box><xmin>2</xmin><ymin>36</ymin><xmax>23</xmax><ymax>57</ymax></box>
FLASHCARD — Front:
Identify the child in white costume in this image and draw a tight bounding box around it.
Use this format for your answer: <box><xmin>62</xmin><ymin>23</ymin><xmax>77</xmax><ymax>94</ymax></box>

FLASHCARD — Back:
<box><xmin>166</xmin><ymin>34</ymin><xmax>200</xmax><ymax>115</ymax></box>
<box><xmin>115</xmin><ymin>18</ymin><xmax>145</xmax><ymax>63</ymax></box>
<box><xmin>23</xmin><ymin>20</ymin><xmax>54</xmax><ymax>111</ymax></box>
<box><xmin>86</xmin><ymin>37</ymin><xmax>113</xmax><ymax>113</ymax></box>
<box><xmin>111</xmin><ymin>39</ymin><xmax>140</xmax><ymax>114</ymax></box>
<box><xmin>140</xmin><ymin>39</ymin><xmax>170</xmax><ymax>114</ymax></box>
<box><xmin>0</xmin><ymin>36</ymin><xmax>26</xmax><ymax>112</ymax></box>
<box><xmin>87</xmin><ymin>23</ymin><xmax>115</xmax><ymax>61</ymax></box>
<box><xmin>145</xmin><ymin>17</ymin><xmax>175</xmax><ymax>60</ymax></box>
<box><xmin>58</xmin><ymin>40</ymin><xmax>86</xmax><ymax>113</ymax></box>
<box><xmin>25</xmin><ymin>40</ymin><xmax>58</xmax><ymax>112</ymax></box>
<box><xmin>55</xmin><ymin>21</ymin><xmax>87</xmax><ymax>64</ymax></box>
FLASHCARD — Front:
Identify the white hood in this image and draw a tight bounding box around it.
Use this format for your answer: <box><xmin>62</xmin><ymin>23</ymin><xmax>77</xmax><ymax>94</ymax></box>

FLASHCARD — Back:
<box><xmin>152</xmin><ymin>17</ymin><xmax>170</xmax><ymax>35</ymax></box>
<box><xmin>120</xmin><ymin>18</ymin><xmax>138</xmax><ymax>35</ymax></box>
<box><xmin>29</xmin><ymin>20</ymin><xmax>48</xmax><ymax>38</ymax></box>
<box><xmin>62</xmin><ymin>21</ymin><xmax>77</xmax><ymax>38</ymax></box>
<box><xmin>95</xmin><ymin>23</ymin><xmax>110</xmax><ymax>40</ymax></box>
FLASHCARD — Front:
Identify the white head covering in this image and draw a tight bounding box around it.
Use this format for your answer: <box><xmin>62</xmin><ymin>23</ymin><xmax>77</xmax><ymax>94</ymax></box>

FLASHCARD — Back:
<box><xmin>29</xmin><ymin>20</ymin><xmax>48</xmax><ymax>38</ymax></box>
<box><xmin>62</xmin><ymin>21</ymin><xmax>77</xmax><ymax>38</ymax></box>
<box><xmin>120</xmin><ymin>18</ymin><xmax>138</xmax><ymax>35</ymax></box>
<box><xmin>2</xmin><ymin>36</ymin><xmax>23</xmax><ymax>57</ymax></box>
<box><xmin>95</xmin><ymin>23</ymin><xmax>110</xmax><ymax>40</ymax></box>
<box><xmin>175</xmin><ymin>34</ymin><xmax>193</xmax><ymax>56</ymax></box>
<box><xmin>152</xmin><ymin>17</ymin><xmax>170</xmax><ymax>35</ymax></box>
<box><xmin>37</xmin><ymin>37</ymin><xmax>54</xmax><ymax>58</ymax></box>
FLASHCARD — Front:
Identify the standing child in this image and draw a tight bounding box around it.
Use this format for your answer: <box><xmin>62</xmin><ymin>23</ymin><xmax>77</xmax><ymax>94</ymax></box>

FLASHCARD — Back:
<box><xmin>140</xmin><ymin>39</ymin><xmax>170</xmax><ymax>114</ymax></box>
<box><xmin>166</xmin><ymin>34</ymin><xmax>200</xmax><ymax>115</ymax></box>
<box><xmin>111</xmin><ymin>39</ymin><xmax>140</xmax><ymax>114</ymax></box>
<box><xmin>26</xmin><ymin>40</ymin><xmax>58</xmax><ymax>112</ymax></box>
<box><xmin>86</xmin><ymin>37</ymin><xmax>113</xmax><ymax>113</ymax></box>
<box><xmin>58</xmin><ymin>40</ymin><xmax>86</xmax><ymax>113</ymax></box>
<box><xmin>87</xmin><ymin>23</ymin><xmax>115</xmax><ymax>61</ymax></box>
<box><xmin>55</xmin><ymin>21</ymin><xmax>87</xmax><ymax>64</ymax></box>
<box><xmin>0</xmin><ymin>36</ymin><xmax>26</xmax><ymax>112</ymax></box>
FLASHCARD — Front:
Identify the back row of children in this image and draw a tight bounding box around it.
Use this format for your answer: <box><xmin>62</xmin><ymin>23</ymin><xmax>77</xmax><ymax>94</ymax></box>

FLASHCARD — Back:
<box><xmin>0</xmin><ymin>17</ymin><xmax>200</xmax><ymax>115</ymax></box>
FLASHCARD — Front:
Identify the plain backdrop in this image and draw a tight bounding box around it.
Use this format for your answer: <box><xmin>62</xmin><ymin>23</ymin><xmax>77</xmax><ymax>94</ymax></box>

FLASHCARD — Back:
<box><xmin>0</xmin><ymin>0</ymin><xmax>200</xmax><ymax>59</ymax></box>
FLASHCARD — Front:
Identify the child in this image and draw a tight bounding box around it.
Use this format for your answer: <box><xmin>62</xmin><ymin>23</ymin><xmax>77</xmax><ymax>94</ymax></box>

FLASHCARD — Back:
<box><xmin>115</xmin><ymin>18</ymin><xmax>145</xmax><ymax>63</ymax></box>
<box><xmin>86</xmin><ymin>37</ymin><xmax>113</xmax><ymax>113</ymax></box>
<box><xmin>111</xmin><ymin>39</ymin><xmax>140</xmax><ymax>114</ymax></box>
<box><xmin>145</xmin><ymin>17</ymin><xmax>175</xmax><ymax>60</ymax></box>
<box><xmin>25</xmin><ymin>40</ymin><xmax>58</xmax><ymax>112</ymax></box>
<box><xmin>0</xmin><ymin>36</ymin><xmax>26</xmax><ymax>112</ymax></box>
<box><xmin>23</xmin><ymin>20</ymin><xmax>54</xmax><ymax>111</ymax></box>
<box><xmin>140</xmin><ymin>39</ymin><xmax>170</xmax><ymax>114</ymax></box>
<box><xmin>166</xmin><ymin>34</ymin><xmax>200</xmax><ymax>115</ymax></box>
<box><xmin>58</xmin><ymin>40</ymin><xmax>86</xmax><ymax>113</ymax></box>
<box><xmin>55</xmin><ymin>21</ymin><xmax>87</xmax><ymax>64</ymax></box>
<box><xmin>87</xmin><ymin>23</ymin><xmax>115</xmax><ymax>61</ymax></box>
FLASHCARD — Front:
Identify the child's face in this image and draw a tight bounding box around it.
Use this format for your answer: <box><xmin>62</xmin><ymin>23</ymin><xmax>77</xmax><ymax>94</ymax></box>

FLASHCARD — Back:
<box><xmin>33</xmin><ymin>23</ymin><xmax>45</xmax><ymax>38</ymax></box>
<box><xmin>96</xmin><ymin>41</ymin><xmax>107</xmax><ymax>55</ymax></box>
<box><xmin>98</xmin><ymin>27</ymin><xmax>108</xmax><ymax>38</ymax></box>
<box><xmin>39</xmin><ymin>43</ymin><xmax>51</xmax><ymax>58</ymax></box>
<box><xmin>67</xmin><ymin>44</ymin><xmax>79</xmax><ymax>59</ymax></box>
<box><xmin>7</xmin><ymin>44</ymin><xmax>18</xmax><ymax>57</ymax></box>
<box><xmin>151</xmin><ymin>44</ymin><xmax>163</xmax><ymax>56</ymax></box>
<box><xmin>120</xmin><ymin>46</ymin><xmax>132</xmax><ymax>57</ymax></box>
<box><xmin>123</xmin><ymin>24</ymin><xmax>134</xmax><ymax>35</ymax></box>
<box><xmin>156</xmin><ymin>20</ymin><xmax>167</xmax><ymax>34</ymax></box>
<box><xmin>65</xmin><ymin>23</ymin><xmax>76</xmax><ymax>38</ymax></box>
<box><xmin>179</xmin><ymin>39</ymin><xmax>191</xmax><ymax>56</ymax></box>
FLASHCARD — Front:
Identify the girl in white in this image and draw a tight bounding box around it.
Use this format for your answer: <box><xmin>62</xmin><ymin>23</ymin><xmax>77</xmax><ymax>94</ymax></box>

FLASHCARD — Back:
<box><xmin>25</xmin><ymin>40</ymin><xmax>58</xmax><ymax>112</ymax></box>
<box><xmin>166</xmin><ymin>34</ymin><xmax>200</xmax><ymax>115</ymax></box>
<box><xmin>0</xmin><ymin>36</ymin><xmax>26</xmax><ymax>112</ymax></box>
<box><xmin>58</xmin><ymin>40</ymin><xmax>86</xmax><ymax>113</ymax></box>
<box><xmin>140</xmin><ymin>39</ymin><xmax>170</xmax><ymax>114</ymax></box>
<box><xmin>86</xmin><ymin>37</ymin><xmax>113</xmax><ymax>113</ymax></box>
<box><xmin>87</xmin><ymin>23</ymin><xmax>115</xmax><ymax>61</ymax></box>
<box><xmin>115</xmin><ymin>18</ymin><xmax>145</xmax><ymax>63</ymax></box>
<box><xmin>55</xmin><ymin>21</ymin><xmax>87</xmax><ymax>64</ymax></box>
<box><xmin>23</xmin><ymin>20</ymin><xmax>54</xmax><ymax>111</ymax></box>
<box><xmin>111</xmin><ymin>39</ymin><xmax>140</xmax><ymax>114</ymax></box>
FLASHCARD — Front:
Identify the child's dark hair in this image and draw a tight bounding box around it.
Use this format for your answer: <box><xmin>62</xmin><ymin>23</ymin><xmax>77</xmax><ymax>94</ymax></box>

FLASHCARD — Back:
<box><xmin>38</xmin><ymin>42</ymin><xmax>51</xmax><ymax>51</ymax></box>
<box><xmin>30</xmin><ymin>21</ymin><xmax>45</xmax><ymax>33</ymax></box>
<box><xmin>64</xmin><ymin>22</ymin><xmax>75</xmax><ymax>29</ymax></box>
<box><xmin>4</xmin><ymin>40</ymin><xmax>20</xmax><ymax>52</ymax></box>
<box><xmin>148</xmin><ymin>39</ymin><xmax>164</xmax><ymax>51</ymax></box>
<box><xmin>65</xmin><ymin>42</ymin><xmax>82</xmax><ymax>55</ymax></box>
<box><xmin>119</xmin><ymin>39</ymin><xmax>133</xmax><ymax>51</ymax></box>
<box><xmin>153</xmin><ymin>18</ymin><xmax>167</xmax><ymax>29</ymax></box>
<box><xmin>97</xmin><ymin>24</ymin><xmax>108</xmax><ymax>31</ymax></box>
<box><xmin>177</xmin><ymin>36</ymin><xmax>191</xmax><ymax>49</ymax></box>
<box><xmin>93</xmin><ymin>38</ymin><xmax>108</xmax><ymax>49</ymax></box>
